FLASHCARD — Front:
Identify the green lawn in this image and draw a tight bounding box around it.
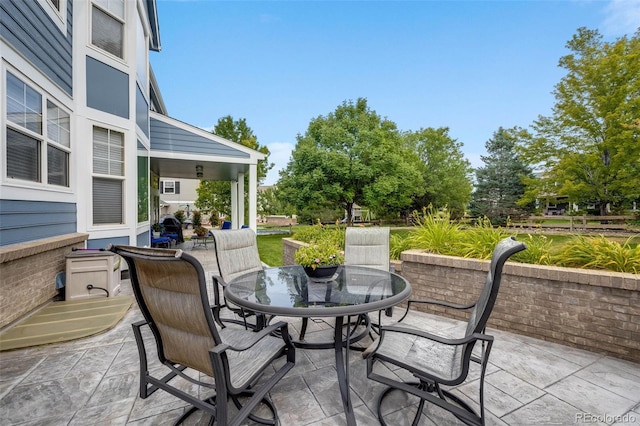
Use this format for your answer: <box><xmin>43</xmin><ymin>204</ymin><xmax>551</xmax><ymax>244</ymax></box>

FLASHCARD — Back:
<box><xmin>257</xmin><ymin>233</ymin><xmax>290</xmax><ymax>266</ymax></box>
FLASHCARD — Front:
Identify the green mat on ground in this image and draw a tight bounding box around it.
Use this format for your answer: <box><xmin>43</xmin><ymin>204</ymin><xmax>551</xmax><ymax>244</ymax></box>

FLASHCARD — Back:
<box><xmin>0</xmin><ymin>295</ymin><xmax>133</xmax><ymax>351</ymax></box>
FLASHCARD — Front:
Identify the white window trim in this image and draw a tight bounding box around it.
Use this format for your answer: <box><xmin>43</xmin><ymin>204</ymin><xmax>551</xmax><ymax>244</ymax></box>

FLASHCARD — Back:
<box><xmin>37</xmin><ymin>0</ymin><xmax>68</xmax><ymax>34</ymax></box>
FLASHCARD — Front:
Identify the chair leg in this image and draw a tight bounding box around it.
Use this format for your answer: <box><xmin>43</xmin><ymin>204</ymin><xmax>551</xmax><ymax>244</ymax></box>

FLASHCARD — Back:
<box><xmin>230</xmin><ymin>392</ymin><xmax>278</xmax><ymax>425</ymax></box>
<box><xmin>299</xmin><ymin>317</ymin><xmax>309</xmax><ymax>341</ymax></box>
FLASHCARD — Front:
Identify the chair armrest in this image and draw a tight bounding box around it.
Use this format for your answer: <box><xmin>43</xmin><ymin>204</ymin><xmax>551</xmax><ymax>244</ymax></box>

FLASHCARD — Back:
<box><xmin>379</xmin><ymin>324</ymin><xmax>493</xmax><ymax>347</ymax></box>
<box><xmin>408</xmin><ymin>299</ymin><xmax>476</xmax><ymax>310</ymax></box>
<box><xmin>132</xmin><ymin>319</ymin><xmax>148</xmax><ymax>328</ymax></box>
<box><xmin>211</xmin><ymin>321</ymin><xmax>293</xmax><ymax>354</ymax></box>
<box><xmin>212</xmin><ymin>273</ymin><xmax>228</xmax><ymax>288</ymax></box>
<box><xmin>398</xmin><ymin>299</ymin><xmax>476</xmax><ymax>322</ymax></box>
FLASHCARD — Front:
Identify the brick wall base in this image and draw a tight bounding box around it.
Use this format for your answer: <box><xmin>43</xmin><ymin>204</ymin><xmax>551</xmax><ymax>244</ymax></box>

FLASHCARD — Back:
<box><xmin>283</xmin><ymin>238</ymin><xmax>640</xmax><ymax>363</ymax></box>
<box><xmin>0</xmin><ymin>233</ymin><xmax>88</xmax><ymax>329</ymax></box>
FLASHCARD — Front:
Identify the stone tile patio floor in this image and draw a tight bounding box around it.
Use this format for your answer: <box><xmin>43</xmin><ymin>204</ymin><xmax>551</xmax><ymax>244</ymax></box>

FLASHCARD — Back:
<box><xmin>1</xmin><ymin>245</ymin><xmax>640</xmax><ymax>425</ymax></box>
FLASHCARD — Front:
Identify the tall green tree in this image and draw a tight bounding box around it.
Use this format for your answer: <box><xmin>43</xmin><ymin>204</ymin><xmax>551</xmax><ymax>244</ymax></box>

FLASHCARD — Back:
<box><xmin>470</xmin><ymin>127</ymin><xmax>535</xmax><ymax>225</ymax></box>
<box><xmin>196</xmin><ymin>116</ymin><xmax>273</xmax><ymax>220</ymax></box>
<box><xmin>518</xmin><ymin>28</ymin><xmax>640</xmax><ymax>215</ymax></box>
<box><xmin>404</xmin><ymin>127</ymin><xmax>473</xmax><ymax>218</ymax></box>
<box><xmin>277</xmin><ymin>98</ymin><xmax>424</xmax><ymax>224</ymax></box>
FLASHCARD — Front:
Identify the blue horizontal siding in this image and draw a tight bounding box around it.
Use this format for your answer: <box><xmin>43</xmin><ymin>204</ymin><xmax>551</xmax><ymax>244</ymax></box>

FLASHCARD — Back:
<box><xmin>150</xmin><ymin>118</ymin><xmax>250</xmax><ymax>158</ymax></box>
<box><xmin>0</xmin><ymin>200</ymin><xmax>76</xmax><ymax>246</ymax></box>
<box><xmin>0</xmin><ymin>0</ymin><xmax>73</xmax><ymax>95</ymax></box>
<box><xmin>87</xmin><ymin>236</ymin><xmax>129</xmax><ymax>250</ymax></box>
<box><xmin>137</xmin><ymin>231</ymin><xmax>151</xmax><ymax>247</ymax></box>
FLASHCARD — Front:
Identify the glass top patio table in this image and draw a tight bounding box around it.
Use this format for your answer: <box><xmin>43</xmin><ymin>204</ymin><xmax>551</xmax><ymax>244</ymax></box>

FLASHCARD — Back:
<box><xmin>224</xmin><ymin>264</ymin><xmax>412</xmax><ymax>318</ymax></box>
<box><xmin>225</xmin><ymin>264</ymin><xmax>412</xmax><ymax>426</ymax></box>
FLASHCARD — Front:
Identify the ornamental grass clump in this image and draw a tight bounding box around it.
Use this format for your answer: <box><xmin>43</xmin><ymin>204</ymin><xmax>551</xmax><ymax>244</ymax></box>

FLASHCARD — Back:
<box><xmin>405</xmin><ymin>206</ymin><xmax>463</xmax><ymax>256</ymax></box>
<box><xmin>553</xmin><ymin>235</ymin><xmax>640</xmax><ymax>274</ymax></box>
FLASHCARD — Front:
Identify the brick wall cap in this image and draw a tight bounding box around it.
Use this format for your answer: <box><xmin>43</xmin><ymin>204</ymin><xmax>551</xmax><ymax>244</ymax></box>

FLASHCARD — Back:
<box><xmin>0</xmin><ymin>233</ymin><xmax>88</xmax><ymax>263</ymax></box>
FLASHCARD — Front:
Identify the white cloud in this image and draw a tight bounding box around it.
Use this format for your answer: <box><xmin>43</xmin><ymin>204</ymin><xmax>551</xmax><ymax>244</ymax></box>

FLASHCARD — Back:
<box><xmin>264</xmin><ymin>141</ymin><xmax>294</xmax><ymax>186</ymax></box>
<box><xmin>602</xmin><ymin>0</ymin><xmax>640</xmax><ymax>36</ymax></box>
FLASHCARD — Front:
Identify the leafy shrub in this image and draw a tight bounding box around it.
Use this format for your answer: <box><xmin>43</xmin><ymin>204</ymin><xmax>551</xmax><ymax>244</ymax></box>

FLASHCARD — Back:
<box><xmin>174</xmin><ymin>210</ymin><xmax>186</xmax><ymax>223</ymax></box>
<box><xmin>192</xmin><ymin>210</ymin><xmax>202</xmax><ymax>227</ymax></box>
<box><xmin>293</xmin><ymin>224</ymin><xmax>345</xmax><ymax>248</ymax></box>
<box><xmin>209</xmin><ymin>212</ymin><xmax>219</xmax><ymax>227</ymax></box>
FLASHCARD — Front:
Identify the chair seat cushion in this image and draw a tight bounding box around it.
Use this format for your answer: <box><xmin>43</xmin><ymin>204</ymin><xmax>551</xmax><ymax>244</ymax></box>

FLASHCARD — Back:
<box><xmin>366</xmin><ymin>325</ymin><xmax>465</xmax><ymax>382</ymax></box>
<box><xmin>220</xmin><ymin>327</ymin><xmax>287</xmax><ymax>388</ymax></box>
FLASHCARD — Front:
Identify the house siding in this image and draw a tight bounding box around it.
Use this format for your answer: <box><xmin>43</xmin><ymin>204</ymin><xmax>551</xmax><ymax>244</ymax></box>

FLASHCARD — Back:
<box><xmin>86</xmin><ymin>56</ymin><xmax>129</xmax><ymax>118</ymax></box>
<box><xmin>0</xmin><ymin>0</ymin><xmax>73</xmax><ymax>95</ymax></box>
<box><xmin>150</xmin><ymin>117</ymin><xmax>250</xmax><ymax>157</ymax></box>
<box><xmin>0</xmin><ymin>200</ymin><xmax>76</xmax><ymax>246</ymax></box>
<box><xmin>87</xmin><ymin>236</ymin><xmax>129</xmax><ymax>250</ymax></box>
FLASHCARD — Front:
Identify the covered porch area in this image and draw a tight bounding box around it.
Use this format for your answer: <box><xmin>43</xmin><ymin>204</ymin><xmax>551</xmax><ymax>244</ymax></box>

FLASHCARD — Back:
<box><xmin>149</xmin><ymin>111</ymin><xmax>266</xmax><ymax>231</ymax></box>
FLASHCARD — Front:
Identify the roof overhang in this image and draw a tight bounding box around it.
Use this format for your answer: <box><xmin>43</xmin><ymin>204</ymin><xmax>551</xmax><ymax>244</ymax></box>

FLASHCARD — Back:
<box><xmin>146</xmin><ymin>0</ymin><xmax>161</xmax><ymax>52</ymax></box>
<box><xmin>149</xmin><ymin>112</ymin><xmax>267</xmax><ymax>181</ymax></box>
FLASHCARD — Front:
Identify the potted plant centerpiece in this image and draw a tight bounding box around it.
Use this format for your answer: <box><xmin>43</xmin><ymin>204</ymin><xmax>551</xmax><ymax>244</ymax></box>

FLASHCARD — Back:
<box><xmin>294</xmin><ymin>239</ymin><xmax>345</xmax><ymax>280</ymax></box>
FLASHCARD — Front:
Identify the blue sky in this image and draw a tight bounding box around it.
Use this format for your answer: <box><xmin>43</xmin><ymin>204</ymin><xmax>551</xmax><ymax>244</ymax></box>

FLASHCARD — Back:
<box><xmin>150</xmin><ymin>0</ymin><xmax>639</xmax><ymax>185</ymax></box>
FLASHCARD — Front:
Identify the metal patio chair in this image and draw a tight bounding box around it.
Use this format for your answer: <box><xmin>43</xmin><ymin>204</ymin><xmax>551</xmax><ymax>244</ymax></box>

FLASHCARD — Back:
<box><xmin>344</xmin><ymin>226</ymin><xmax>393</xmax><ymax>332</ymax></box>
<box><xmin>209</xmin><ymin>228</ymin><xmax>267</xmax><ymax>330</ymax></box>
<box><xmin>109</xmin><ymin>244</ymin><xmax>295</xmax><ymax>426</ymax></box>
<box><xmin>364</xmin><ymin>236</ymin><xmax>526</xmax><ymax>425</ymax></box>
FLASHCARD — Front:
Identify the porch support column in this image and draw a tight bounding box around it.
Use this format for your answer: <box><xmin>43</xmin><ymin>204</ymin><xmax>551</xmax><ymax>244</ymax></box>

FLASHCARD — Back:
<box><xmin>231</xmin><ymin>178</ymin><xmax>238</xmax><ymax>229</ymax></box>
<box><xmin>248</xmin><ymin>164</ymin><xmax>258</xmax><ymax>231</ymax></box>
<box><xmin>238</xmin><ymin>172</ymin><xmax>245</xmax><ymax>228</ymax></box>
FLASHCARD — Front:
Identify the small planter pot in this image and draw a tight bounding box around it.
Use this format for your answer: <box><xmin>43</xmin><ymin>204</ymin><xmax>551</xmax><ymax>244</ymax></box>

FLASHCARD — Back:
<box><xmin>303</xmin><ymin>265</ymin><xmax>339</xmax><ymax>280</ymax></box>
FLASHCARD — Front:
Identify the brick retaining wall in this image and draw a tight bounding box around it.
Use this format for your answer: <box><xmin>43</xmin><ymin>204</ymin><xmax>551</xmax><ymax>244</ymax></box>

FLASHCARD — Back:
<box><xmin>283</xmin><ymin>238</ymin><xmax>640</xmax><ymax>363</ymax></box>
<box><xmin>0</xmin><ymin>233</ymin><xmax>88</xmax><ymax>328</ymax></box>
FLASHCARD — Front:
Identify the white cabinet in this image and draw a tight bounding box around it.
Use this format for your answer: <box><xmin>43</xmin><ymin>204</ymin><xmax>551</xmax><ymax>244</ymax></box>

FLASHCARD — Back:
<box><xmin>65</xmin><ymin>250</ymin><xmax>121</xmax><ymax>300</ymax></box>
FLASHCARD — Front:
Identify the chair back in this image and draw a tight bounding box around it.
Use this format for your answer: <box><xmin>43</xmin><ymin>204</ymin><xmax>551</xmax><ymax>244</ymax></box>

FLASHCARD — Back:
<box><xmin>465</xmin><ymin>237</ymin><xmax>526</xmax><ymax>337</ymax></box>
<box><xmin>210</xmin><ymin>228</ymin><xmax>264</xmax><ymax>283</ymax></box>
<box><xmin>109</xmin><ymin>245</ymin><xmax>220</xmax><ymax>376</ymax></box>
<box><xmin>344</xmin><ymin>227</ymin><xmax>390</xmax><ymax>271</ymax></box>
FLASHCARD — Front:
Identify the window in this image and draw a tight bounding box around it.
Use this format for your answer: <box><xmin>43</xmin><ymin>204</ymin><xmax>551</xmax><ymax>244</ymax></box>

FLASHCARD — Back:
<box><xmin>46</xmin><ymin>100</ymin><xmax>70</xmax><ymax>186</ymax></box>
<box><xmin>91</xmin><ymin>0</ymin><xmax>125</xmax><ymax>59</ymax></box>
<box><xmin>161</xmin><ymin>180</ymin><xmax>180</xmax><ymax>194</ymax></box>
<box><xmin>93</xmin><ymin>126</ymin><xmax>124</xmax><ymax>224</ymax></box>
<box><xmin>6</xmin><ymin>72</ymin><xmax>42</xmax><ymax>133</ymax></box>
<box><xmin>6</xmin><ymin>128</ymin><xmax>40</xmax><ymax>182</ymax></box>
<box><xmin>5</xmin><ymin>71</ymin><xmax>70</xmax><ymax>187</ymax></box>
<box><xmin>162</xmin><ymin>181</ymin><xmax>175</xmax><ymax>194</ymax></box>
